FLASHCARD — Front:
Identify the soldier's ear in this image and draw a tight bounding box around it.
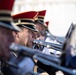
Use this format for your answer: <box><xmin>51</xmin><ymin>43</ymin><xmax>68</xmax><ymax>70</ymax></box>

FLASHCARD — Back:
<box><xmin>12</xmin><ymin>31</ymin><xmax>19</xmax><ymax>38</ymax></box>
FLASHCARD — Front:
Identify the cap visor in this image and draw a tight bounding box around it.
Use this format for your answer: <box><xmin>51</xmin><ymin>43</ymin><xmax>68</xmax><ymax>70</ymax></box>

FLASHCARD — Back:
<box><xmin>0</xmin><ymin>21</ymin><xmax>22</xmax><ymax>31</ymax></box>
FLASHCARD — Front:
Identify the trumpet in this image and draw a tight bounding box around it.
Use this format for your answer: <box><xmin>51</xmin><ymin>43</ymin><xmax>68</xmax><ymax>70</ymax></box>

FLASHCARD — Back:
<box><xmin>10</xmin><ymin>43</ymin><xmax>61</xmax><ymax>64</ymax></box>
<box><xmin>33</xmin><ymin>39</ymin><xmax>62</xmax><ymax>51</ymax></box>
<box><xmin>9</xmin><ymin>43</ymin><xmax>76</xmax><ymax>75</ymax></box>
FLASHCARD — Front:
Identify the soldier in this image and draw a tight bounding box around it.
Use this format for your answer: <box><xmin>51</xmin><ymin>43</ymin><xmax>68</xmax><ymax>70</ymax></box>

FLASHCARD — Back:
<box><xmin>33</xmin><ymin>10</ymin><xmax>48</xmax><ymax>51</ymax></box>
<box><xmin>12</xmin><ymin>11</ymin><xmax>38</xmax><ymax>48</ymax></box>
<box><xmin>0</xmin><ymin>0</ymin><xmax>21</xmax><ymax>62</ymax></box>
<box><xmin>34</xmin><ymin>10</ymin><xmax>59</xmax><ymax>74</ymax></box>
<box><xmin>35</xmin><ymin>10</ymin><xmax>47</xmax><ymax>41</ymax></box>
<box><xmin>11</xmin><ymin>11</ymin><xmax>39</xmax><ymax>75</ymax></box>
<box><xmin>1</xmin><ymin>10</ymin><xmax>38</xmax><ymax>75</ymax></box>
<box><xmin>0</xmin><ymin>0</ymin><xmax>21</xmax><ymax>75</ymax></box>
<box><xmin>33</xmin><ymin>10</ymin><xmax>53</xmax><ymax>74</ymax></box>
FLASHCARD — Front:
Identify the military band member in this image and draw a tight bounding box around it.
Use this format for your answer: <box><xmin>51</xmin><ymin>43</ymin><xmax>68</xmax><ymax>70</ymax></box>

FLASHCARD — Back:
<box><xmin>33</xmin><ymin>10</ymin><xmax>48</xmax><ymax>51</ymax></box>
<box><xmin>0</xmin><ymin>0</ymin><xmax>21</xmax><ymax>75</ymax></box>
<box><xmin>0</xmin><ymin>0</ymin><xmax>21</xmax><ymax>62</ymax></box>
<box><xmin>0</xmin><ymin>0</ymin><xmax>21</xmax><ymax>59</ymax></box>
<box><xmin>12</xmin><ymin>11</ymin><xmax>38</xmax><ymax>48</ymax></box>
<box><xmin>35</xmin><ymin>10</ymin><xmax>47</xmax><ymax>41</ymax></box>
<box><xmin>12</xmin><ymin>11</ymin><xmax>40</xmax><ymax>75</ymax></box>
<box><xmin>33</xmin><ymin>10</ymin><xmax>62</xmax><ymax>75</ymax></box>
<box><xmin>34</xmin><ymin>10</ymin><xmax>58</xmax><ymax>74</ymax></box>
<box><xmin>2</xmin><ymin>11</ymin><xmax>39</xmax><ymax>75</ymax></box>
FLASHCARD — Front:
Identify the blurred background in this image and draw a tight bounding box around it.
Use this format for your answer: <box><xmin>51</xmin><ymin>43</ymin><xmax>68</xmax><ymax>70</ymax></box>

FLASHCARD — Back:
<box><xmin>12</xmin><ymin>0</ymin><xmax>76</xmax><ymax>36</ymax></box>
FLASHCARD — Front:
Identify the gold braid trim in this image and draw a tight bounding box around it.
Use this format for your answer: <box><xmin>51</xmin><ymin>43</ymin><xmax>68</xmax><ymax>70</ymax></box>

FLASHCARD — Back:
<box><xmin>15</xmin><ymin>22</ymin><xmax>35</xmax><ymax>26</ymax></box>
<box><xmin>0</xmin><ymin>10</ymin><xmax>11</xmax><ymax>14</ymax></box>
<box><xmin>0</xmin><ymin>17</ymin><xmax>12</xmax><ymax>21</ymax></box>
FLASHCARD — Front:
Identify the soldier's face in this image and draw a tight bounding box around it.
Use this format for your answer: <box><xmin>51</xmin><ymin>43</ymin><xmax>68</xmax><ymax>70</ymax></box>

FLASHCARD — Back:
<box><xmin>0</xmin><ymin>26</ymin><xmax>14</xmax><ymax>60</ymax></box>
<box><xmin>35</xmin><ymin>23</ymin><xmax>45</xmax><ymax>32</ymax></box>
<box><xmin>14</xmin><ymin>28</ymin><xmax>36</xmax><ymax>48</ymax></box>
<box><xmin>35</xmin><ymin>23</ymin><xmax>41</xmax><ymax>32</ymax></box>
